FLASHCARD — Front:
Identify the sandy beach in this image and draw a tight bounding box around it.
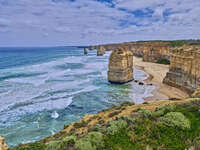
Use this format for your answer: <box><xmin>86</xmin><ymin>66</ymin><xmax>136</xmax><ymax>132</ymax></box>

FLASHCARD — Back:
<box><xmin>133</xmin><ymin>56</ymin><xmax>189</xmax><ymax>101</ymax></box>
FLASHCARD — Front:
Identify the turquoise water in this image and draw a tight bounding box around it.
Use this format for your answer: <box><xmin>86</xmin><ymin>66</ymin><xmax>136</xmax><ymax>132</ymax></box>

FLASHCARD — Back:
<box><xmin>0</xmin><ymin>47</ymin><xmax>154</xmax><ymax>147</ymax></box>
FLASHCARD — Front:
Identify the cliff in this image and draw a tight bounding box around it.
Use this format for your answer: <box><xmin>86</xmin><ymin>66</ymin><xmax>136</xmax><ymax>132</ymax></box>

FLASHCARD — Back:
<box><xmin>94</xmin><ymin>41</ymin><xmax>171</xmax><ymax>63</ymax></box>
<box><xmin>163</xmin><ymin>46</ymin><xmax>200</xmax><ymax>94</ymax></box>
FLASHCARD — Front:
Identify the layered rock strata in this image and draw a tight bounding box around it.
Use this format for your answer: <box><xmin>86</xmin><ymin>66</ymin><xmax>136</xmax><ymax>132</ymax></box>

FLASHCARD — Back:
<box><xmin>192</xmin><ymin>88</ymin><xmax>200</xmax><ymax>97</ymax></box>
<box><xmin>141</xmin><ymin>42</ymin><xmax>170</xmax><ymax>63</ymax></box>
<box><xmin>97</xmin><ymin>46</ymin><xmax>106</xmax><ymax>56</ymax></box>
<box><xmin>0</xmin><ymin>137</ymin><xmax>8</xmax><ymax>150</ymax></box>
<box><xmin>93</xmin><ymin>41</ymin><xmax>171</xmax><ymax>62</ymax></box>
<box><xmin>163</xmin><ymin>46</ymin><xmax>200</xmax><ymax>94</ymax></box>
<box><xmin>108</xmin><ymin>48</ymin><xmax>133</xmax><ymax>83</ymax></box>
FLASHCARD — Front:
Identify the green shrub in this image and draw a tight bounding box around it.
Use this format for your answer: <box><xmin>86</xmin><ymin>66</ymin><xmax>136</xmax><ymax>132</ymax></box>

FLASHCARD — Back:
<box><xmin>89</xmin><ymin>124</ymin><xmax>104</xmax><ymax>132</ymax></box>
<box><xmin>121</xmin><ymin>116</ymin><xmax>136</xmax><ymax>124</ymax></box>
<box><xmin>138</xmin><ymin>109</ymin><xmax>152</xmax><ymax>118</ymax></box>
<box><xmin>10</xmin><ymin>143</ymin><xmax>46</xmax><ymax>150</ymax></box>
<box><xmin>87</xmin><ymin>132</ymin><xmax>104</xmax><ymax>149</ymax></box>
<box><xmin>46</xmin><ymin>136</ymin><xmax>76</xmax><ymax>150</ymax></box>
<box><xmin>153</xmin><ymin>105</ymin><xmax>176</xmax><ymax>117</ymax></box>
<box><xmin>156</xmin><ymin>59</ymin><xmax>170</xmax><ymax>65</ymax></box>
<box><xmin>75</xmin><ymin>132</ymin><xmax>104</xmax><ymax>150</ymax></box>
<box><xmin>106</xmin><ymin>120</ymin><xmax>127</xmax><ymax>135</ymax></box>
<box><xmin>75</xmin><ymin>139</ymin><xmax>94</xmax><ymax>150</ymax></box>
<box><xmin>160</xmin><ymin>112</ymin><xmax>190</xmax><ymax>130</ymax></box>
<box><xmin>169</xmin><ymin>41</ymin><xmax>186</xmax><ymax>47</ymax></box>
<box><xmin>108</xmin><ymin>110</ymin><xmax>121</xmax><ymax>118</ymax></box>
<box><xmin>73</xmin><ymin>120</ymin><xmax>88</xmax><ymax>128</ymax></box>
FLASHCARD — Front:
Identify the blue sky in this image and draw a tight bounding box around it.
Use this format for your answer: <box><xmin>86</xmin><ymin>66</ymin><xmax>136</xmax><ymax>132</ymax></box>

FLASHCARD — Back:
<box><xmin>0</xmin><ymin>0</ymin><xmax>200</xmax><ymax>46</ymax></box>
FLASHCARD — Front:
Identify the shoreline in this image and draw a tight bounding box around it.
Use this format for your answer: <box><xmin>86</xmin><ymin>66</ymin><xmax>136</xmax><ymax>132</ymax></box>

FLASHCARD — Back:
<box><xmin>133</xmin><ymin>56</ymin><xmax>189</xmax><ymax>101</ymax></box>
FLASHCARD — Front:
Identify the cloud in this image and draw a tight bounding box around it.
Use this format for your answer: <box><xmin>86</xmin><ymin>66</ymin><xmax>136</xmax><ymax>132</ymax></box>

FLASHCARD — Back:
<box><xmin>0</xmin><ymin>0</ymin><xmax>200</xmax><ymax>46</ymax></box>
<box><xmin>0</xmin><ymin>18</ymin><xmax>11</xmax><ymax>27</ymax></box>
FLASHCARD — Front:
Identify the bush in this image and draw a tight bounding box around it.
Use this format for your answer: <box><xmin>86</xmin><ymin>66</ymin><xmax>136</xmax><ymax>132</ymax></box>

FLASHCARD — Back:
<box><xmin>10</xmin><ymin>143</ymin><xmax>46</xmax><ymax>150</ymax></box>
<box><xmin>160</xmin><ymin>112</ymin><xmax>190</xmax><ymax>130</ymax></box>
<box><xmin>46</xmin><ymin>136</ymin><xmax>76</xmax><ymax>150</ymax></box>
<box><xmin>169</xmin><ymin>41</ymin><xmax>186</xmax><ymax>47</ymax></box>
<box><xmin>75</xmin><ymin>132</ymin><xmax>104</xmax><ymax>150</ymax></box>
<box><xmin>138</xmin><ymin>109</ymin><xmax>152</xmax><ymax>118</ymax></box>
<box><xmin>87</xmin><ymin>132</ymin><xmax>104</xmax><ymax>149</ymax></box>
<box><xmin>106</xmin><ymin>120</ymin><xmax>127</xmax><ymax>135</ymax></box>
<box><xmin>73</xmin><ymin>120</ymin><xmax>88</xmax><ymax>128</ymax></box>
<box><xmin>108</xmin><ymin>110</ymin><xmax>121</xmax><ymax>118</ymax></box>
<box><xmin>156</xmin><ymin>59</ymin><xmax>170</xmax><ymax>65</ymax></box>
<box><xmin>121</xmin><ymin>116</ymin><xmax>136</xmax><ymax>125</ymax></box>
<box><xmin>153</xmin><ymin>105</ymin><xmax>176</xmax><ymax>117</ymax></box>
<box><xmin>75</xmin><ymin>139</ymin><xmax>94</xmax><ymax>150</ymax></box>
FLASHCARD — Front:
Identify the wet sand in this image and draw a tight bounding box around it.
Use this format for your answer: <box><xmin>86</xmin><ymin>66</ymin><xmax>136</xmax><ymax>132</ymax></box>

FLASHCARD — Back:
<box><xmin>133</xmin><ymin>56</ymin><xmax>189</xmax><ymax>101</ymax></box>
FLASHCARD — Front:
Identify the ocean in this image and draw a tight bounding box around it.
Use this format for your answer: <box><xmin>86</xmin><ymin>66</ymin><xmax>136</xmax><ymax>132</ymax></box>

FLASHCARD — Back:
<box><xmin>0</xmin><ymin>47</ymin><xmax>155</xmax><ymax>147</ymax></box>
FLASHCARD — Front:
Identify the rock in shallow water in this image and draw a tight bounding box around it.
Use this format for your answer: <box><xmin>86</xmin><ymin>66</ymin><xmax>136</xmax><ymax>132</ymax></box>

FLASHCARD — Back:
<box><xmin>0</xmin><ymin>137</ymin><xmax>8</xmax><ymax>150</ymax></box>
<box><xmin>108</xmin><ymin>48</ymin><xmax>133</xmax><ymax>84</ymax></box>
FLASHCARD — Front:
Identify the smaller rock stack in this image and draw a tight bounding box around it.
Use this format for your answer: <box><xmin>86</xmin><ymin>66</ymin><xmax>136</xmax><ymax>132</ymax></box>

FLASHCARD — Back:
<box><xmin>97</xmin><ymin>46</ymin><xmax>105</xmax><ymax>56</ymax></box>
<box><xmin>108</xmin><ymin>48</ymin><xmax>133</xmax><ymax>84</ymax></box>
<box><xmin>84</xmin><ymin>48</ymin><xmax>88</xmax><ymax>55</ymax></box>
<box><xmin>0</xmin><ymin>137</ymin><xmax>8</xmax><ymax>150</ymax></box>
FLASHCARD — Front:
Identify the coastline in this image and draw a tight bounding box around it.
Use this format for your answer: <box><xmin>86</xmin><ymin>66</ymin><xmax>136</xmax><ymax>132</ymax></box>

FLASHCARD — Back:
<box><xmin>133</xmin><ymin>56</ymin><xmax>189</xmax><ymax>101</ymax></box>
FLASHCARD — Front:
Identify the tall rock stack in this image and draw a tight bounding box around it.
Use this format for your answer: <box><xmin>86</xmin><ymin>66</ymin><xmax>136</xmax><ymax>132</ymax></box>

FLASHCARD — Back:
<box><xmin>84</xmin><ymin>48</ymin><xmax>88</xmax><ymax>55</ymax></box>
<box><xmin>88</xmin><ymin>46</ymin><xmax>96</xmax><ymax>51</ymax></box>
<box><xmin>0</xmin><ymin>137</ymin><xmax>8</xmax><ymax>150</ymax></box>
<box><xmin>97</xmin><ymin>46</ymin><xmax>106</xmax><ymax>56</ymax></box>
<box><xmin>163</xmin><ymin>46</ymin><xmax>200</xmax><ymax>94</ymax></box>
<box><xmin>108</xmin><ymin>48</ymin><xmax>133</xmax><ymax>84</ymax></box>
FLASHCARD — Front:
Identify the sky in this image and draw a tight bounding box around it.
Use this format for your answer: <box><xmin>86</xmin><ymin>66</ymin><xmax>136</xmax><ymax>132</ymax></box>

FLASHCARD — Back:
<box><xmin>0</xmin><ymin>0</ymin><xmax>200</xmax><ymax>46</ymax></box>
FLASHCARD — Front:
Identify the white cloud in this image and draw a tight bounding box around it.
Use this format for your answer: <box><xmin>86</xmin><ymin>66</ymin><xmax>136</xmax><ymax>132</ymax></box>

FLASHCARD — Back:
<box><xmin>0</xmin><ymin>0</ymin><xmax>200</xmax><ymax>46</ymax></box>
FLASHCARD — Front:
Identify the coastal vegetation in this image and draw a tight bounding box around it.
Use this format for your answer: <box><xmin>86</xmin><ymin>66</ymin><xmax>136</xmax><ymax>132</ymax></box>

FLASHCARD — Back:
<box><xmin>156</xmin><ymin>59</ymin><xmax>170</xmax><ymax>65</ymax></box>
<box><xmin>9</xmin><ymin>97</ymin><xmax>200</xmax><ymax>150</ymax></box>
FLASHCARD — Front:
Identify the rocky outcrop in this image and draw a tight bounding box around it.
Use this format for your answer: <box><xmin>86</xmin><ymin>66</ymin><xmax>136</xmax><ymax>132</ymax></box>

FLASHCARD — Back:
<box><xmin>163</xmin><ymin>46</ymin><xmax>200</xmax><ymax>94</ymax></box>
<box><xmin>0</xmin><ymin>137</ymin><xmax>8</xmax><ymax>150</ymax></box>
<box><xmin>93</xmin><ymin>41</ymin><xmax>171</xmax><ymax>63</ymax></box>
<box><xmin>97</xmin><ymin>46</ymin><xmax>105</xmax><ymax>56</ymax></box>
<box><xmin>192</xmin><ymin>88</ymin><xmax>200</xmax><ymax>97</ymax></box>
<box><xmin>108</xmin><ymin>48</ymin><xmax>133</xmax><ymax>83</ymax></box>
<box><xmin>84</xmin><ymin>48</ymin><xmax>88</xmax><ymax>55</ymax></box>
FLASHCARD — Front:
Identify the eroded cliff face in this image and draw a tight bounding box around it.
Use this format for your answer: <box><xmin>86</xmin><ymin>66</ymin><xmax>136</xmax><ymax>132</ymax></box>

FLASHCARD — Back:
<box><xmin>108</xmin><ymin>48</ymin><xmax>133</xmax><ymax>83</ymax></box>
<box><xmin>93</xmin><ymin>41</ymin><xmax>171</xmax><ymax>63</ymax></box>
<box><xmin>141</xmin><ymin>42</ymin><xmax>170</xmax><ymax>63</ymax></box>
<box><xmin>163</xmin><ymin>46</ymin><xmax>200</xmax><ymax>94</ymax></box>
<box><xmin>0</xmin><ymin>137</ymin><xmax>8</xmax><ymax>150</ymax></box>
<box><xmin>192</xmin><ymin>88</ymin><xmax>200</xmax><ymax>97</ymax></box>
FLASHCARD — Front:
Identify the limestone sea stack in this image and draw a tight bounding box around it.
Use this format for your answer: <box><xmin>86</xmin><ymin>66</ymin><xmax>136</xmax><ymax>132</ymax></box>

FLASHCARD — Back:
<box><xmin>0</xmin><ymin>137</ymin><xmax>8</xmax><ymax>150</ymax></box>
<box><xmin>84</xmin><ymin>48</ymin><xmax>88</xmax><ymax>55</ymax></box>
<box><xmin>108</xmin><ymin>48</ymin><xmax>133</xmax><ymax>84</ymax></box>
<box><xmin>88</xmin><ymin>45</ymin><xmax>96</xmax><ymax>51</ymax></box>
<box><xmin>97</xmin><ymin>46</ymin><xmax>105</xmax><ymax>56</ymax></box>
